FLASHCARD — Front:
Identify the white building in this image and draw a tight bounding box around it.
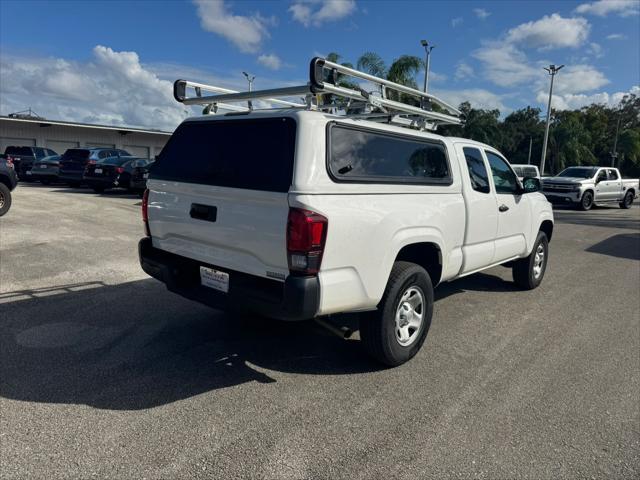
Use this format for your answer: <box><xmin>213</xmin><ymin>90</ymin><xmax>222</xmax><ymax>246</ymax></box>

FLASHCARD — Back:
<box><xmin>0</xmin><ymin>116</ymin><xmax>172</xmax><ymax>159</ymax></box>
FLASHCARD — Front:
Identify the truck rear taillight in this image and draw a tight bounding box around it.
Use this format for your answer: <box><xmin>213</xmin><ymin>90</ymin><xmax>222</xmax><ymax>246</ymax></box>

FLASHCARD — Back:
<box><xmin>287</xmin><ymin>207</ymin><xmax>327</xmax><ymax>275</ymax></box>
<box><xmin>5</xmin><ymin>158</ymin><xmax>13</xmax><ymax>168</ymax></box>
<box><xmin>142</xmin><ymin>188</ymin><xmax>150</xmax><ymax>237</ymax></box>
<box><xmin>116</xmin><ymin>167</ymin><xmax>124</xmax><ymax>174</ymax></box>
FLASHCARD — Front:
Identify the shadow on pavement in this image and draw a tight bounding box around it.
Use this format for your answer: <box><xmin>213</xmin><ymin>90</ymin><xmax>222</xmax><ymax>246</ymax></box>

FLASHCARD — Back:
<box><xmin>435</xmin><ymin>271</ymin><xmax>519</xmax><ymax>301</ymax></box>
<box><xmin>0</xmin><ymin>279</ymin><xmax>376</xmax><ymax>410</ymax></box>
<box><xmin>554</xmin><ymin>208</ymin><xmax>640</xmax><ymax>231</ymax></box>
<box><xmin>586</xmin><ymin>233</ymin><xmax>640</xmax><ymax>261</ymax></box>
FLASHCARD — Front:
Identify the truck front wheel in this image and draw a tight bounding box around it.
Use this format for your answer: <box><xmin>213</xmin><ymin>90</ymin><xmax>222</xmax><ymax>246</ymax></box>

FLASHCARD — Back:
<box><xmin>513</xmin><ymin>231</ymin><xmax>549</xmax><ymax>290</ymax></box>
<box><xmin>359</xmin><ymin>261</ymin><xmax>433</xmax><ymax>367</ymax></box>
<box><xmin>0</xmin><ymin>183</ymin><xmax>12</xmax><ymax>217</ymax></box>
<box><xmin>579</xmin><ymin>191</ymin><xmax>594</xmax><ymax>211</ymax></box>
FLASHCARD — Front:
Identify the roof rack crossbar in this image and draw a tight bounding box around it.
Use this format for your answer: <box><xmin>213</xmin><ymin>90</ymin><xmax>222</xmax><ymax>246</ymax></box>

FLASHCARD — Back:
<box><xmin>173</xmin><ymin>57</ymin><xmax>463</xmax><ymax>129</ymax></box>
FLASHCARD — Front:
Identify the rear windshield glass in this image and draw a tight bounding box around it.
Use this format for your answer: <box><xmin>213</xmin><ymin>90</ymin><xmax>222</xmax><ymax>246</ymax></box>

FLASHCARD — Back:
<box><xmin>152</xmin><ymin>117</ymin><xmax>296</xmax><ymax>192</ymax></box>
<box><xmin>63</xmin><ymin>149</ymin><xmax>90</xmax><ymax>160</ymax></box>
<box><xmin>5</xmin><ymin>146</ymin><xmax>33</xmax><ymax>156</ymax></box>
<box><xmin>328</xmin><ymin>124</ymin><xmax>451</xmax><ymax>184</ymax></box>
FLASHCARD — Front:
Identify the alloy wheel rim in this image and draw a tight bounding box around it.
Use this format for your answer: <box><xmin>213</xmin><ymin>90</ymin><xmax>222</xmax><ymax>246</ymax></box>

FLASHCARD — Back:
<box><xmin>394</xmin><ymin>286</ymin><xmax>424</xmax><ymax>347</ymax></box>
<box><xmin>0</xmin><ymin>191</ymin><xmax>4</xmax><ymax>209</ymax></box>
<box><xmin>584</xmin><ymin>193</ymin><xmax>592</xmax><ymax>208</ymax></box>
<box><xmin>533</xmin><ymin>243</ymin><xmax>546</xmax><ymax>279</ymax></box>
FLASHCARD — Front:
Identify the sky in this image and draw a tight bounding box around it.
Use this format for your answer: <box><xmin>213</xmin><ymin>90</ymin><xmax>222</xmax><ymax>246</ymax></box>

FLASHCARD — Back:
<box><xmin>1</xmin><ymin>0</ymin><xmax>639</xmax><ymax>131</ymax></box>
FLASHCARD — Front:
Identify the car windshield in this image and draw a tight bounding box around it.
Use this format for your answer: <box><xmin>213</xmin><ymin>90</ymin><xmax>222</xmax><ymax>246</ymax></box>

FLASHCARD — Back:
<box><xmin>40</xmin><ymin>155</ymin><xmax>61</xmax><ymax>163</ymax></box>
<box><xmin>5</xmin><ymin>146</ymin><xmax>33</xmax><ymax>156</ymax></box>
<box><xmin>557</xmin><ymin>167</ymin><xmax>597</xmax><ymax>179</ymax></box>
<box><xmin>63</xmin><ymin>149</ymin><xmax>90</xmax><ymax>160</ymax></box>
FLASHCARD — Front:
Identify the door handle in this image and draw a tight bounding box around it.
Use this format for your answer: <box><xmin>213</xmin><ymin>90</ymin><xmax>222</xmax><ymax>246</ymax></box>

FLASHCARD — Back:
<box><xmin>499</xmin><ymin>204</ymin><xmax>509</xmax><ymax>212</ymax></box>
<box><xmin>190</xmin><ymin>203</ymin><xmax>217</xmax><ymax>222</ymax></box>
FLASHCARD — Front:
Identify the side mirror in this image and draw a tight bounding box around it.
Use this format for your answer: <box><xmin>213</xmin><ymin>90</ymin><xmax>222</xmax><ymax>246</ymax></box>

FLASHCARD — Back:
<box><xmin>522</xmin><ymin>177</ymin><xmax>541</xmax><ymax>193</ymax></box>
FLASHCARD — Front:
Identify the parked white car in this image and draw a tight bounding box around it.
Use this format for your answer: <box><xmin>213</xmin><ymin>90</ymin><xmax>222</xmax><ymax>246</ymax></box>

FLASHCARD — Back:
<box><xmin>511</xmin><ymin>164</ymin><xmax>541</xmax><ymax>181</ymax></box>
<box><xmin>542</xmin><ymin>166</ymin><xmax>638</xmax><ymax>210</ymax></box>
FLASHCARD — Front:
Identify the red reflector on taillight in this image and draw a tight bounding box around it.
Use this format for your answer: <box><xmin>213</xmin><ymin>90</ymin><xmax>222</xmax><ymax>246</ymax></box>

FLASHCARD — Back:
<box><xmin>142</xmin><ymin>189</ymin><xmax>150</xmax><ymax>237</ymax></box>
<box><xmin>116</xmin><ymin>167</ymin><xmax>124</xmax><ymax>174</ymax></box>
<box><xmin>287</xmin><ymin>208</ymin><xmax>327</xmax><ymax>275</ymax></box>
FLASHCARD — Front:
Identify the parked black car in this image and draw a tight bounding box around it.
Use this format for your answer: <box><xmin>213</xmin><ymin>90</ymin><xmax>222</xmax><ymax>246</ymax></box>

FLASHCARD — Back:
<box><xmin>0</xmin><ymin>156</ymin><xmax>19</xmax><ymax>216</ymax></box>
<box><xmin>129</xmin><ymin>158</ymin><xmax>155</xmax><ymax>192</ymax></box>
<box><xmin>3</xmin><ymin>146</ymin><xmax>58</xmax><ymax>180</ymax></box>
<box><xmin>30</xmin><ymin>155</ymin><xmax>62</xmax><ymax>185</ymax></box>
<box><xmin>84</xmin><ymin>156</ymin><xmax>152</xmax><ymax>193</ymax></box>
<box><xmin>59</xmin><ymin>148</ymin><xmax>131</xmax><ymax>187</ymax></box>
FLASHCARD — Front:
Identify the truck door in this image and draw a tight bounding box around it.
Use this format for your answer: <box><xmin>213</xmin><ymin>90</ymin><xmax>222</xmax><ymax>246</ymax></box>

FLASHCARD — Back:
<box><xmin>458</xmin><ymin>145</ymin><xmax>498</xmax><ymax>274</ymax></box>
<box><xmin>484</xmin><ymin>151</ymin><xmax>531</xmax><ymax>263</ymax></box>
<box><xmin>601</xmin><ymin>169</ymin><xmax>622</xmax><ymax>201</ymax></box>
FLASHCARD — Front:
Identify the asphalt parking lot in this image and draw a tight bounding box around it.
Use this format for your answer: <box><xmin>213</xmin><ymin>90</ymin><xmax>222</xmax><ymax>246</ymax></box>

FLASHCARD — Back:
<box><xmin>1</xmin><ymin>184</ymin><xmax>639</xmax><ymax>479</ymax></box>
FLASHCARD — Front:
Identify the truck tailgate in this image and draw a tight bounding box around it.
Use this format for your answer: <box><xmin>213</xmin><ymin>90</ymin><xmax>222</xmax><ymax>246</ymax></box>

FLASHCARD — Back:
<box><xmin>148</xmin><ymin>181</ymin><xmax>289</xmax><ymax>279</ymax></box>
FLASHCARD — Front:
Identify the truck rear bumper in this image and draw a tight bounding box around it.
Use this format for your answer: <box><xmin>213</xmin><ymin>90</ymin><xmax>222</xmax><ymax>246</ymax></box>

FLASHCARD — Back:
<box><xmin>138</xmin><ymin>237</ymin><xmax>319</xmax><ymax>321</ymax></box>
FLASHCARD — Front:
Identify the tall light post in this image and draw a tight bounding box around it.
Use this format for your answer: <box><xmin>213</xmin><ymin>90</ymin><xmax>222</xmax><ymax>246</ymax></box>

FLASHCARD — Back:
<box><xmin>420</xmin><ymin>40</ymin><xmax>435</xmax><ymax>94</ymax></box>
<box><xmin>540</xmin><ymin>64</ymin><xmax>564</xmax><ymax>176</ymax></box>
<box><xmin>242</xmin><ymin>71</ymin><xmax>255</xmax><ymax>110</ymax></box>
<box><xmin>611</xmin><ymin>112</ymin><xmax>621</xmax><ymax>167</ymax></box>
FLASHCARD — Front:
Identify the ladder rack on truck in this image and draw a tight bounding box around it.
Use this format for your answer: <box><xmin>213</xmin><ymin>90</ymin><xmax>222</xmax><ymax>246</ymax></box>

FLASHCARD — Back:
<box><xmin>173</xmin><ymin>57</ymin><xmax>462</xmax><ymax>131</ymax></box>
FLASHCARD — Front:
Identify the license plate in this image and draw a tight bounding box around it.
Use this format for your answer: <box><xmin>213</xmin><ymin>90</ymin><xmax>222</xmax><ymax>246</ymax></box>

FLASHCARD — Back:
<box><xmin>94</xmin><ymin>168</ymin><xmax>103</xmax><ymax>174</ymax></box>
<box><xmin>143</xmin><ymin>173</ymin><xmax>149</xmax><ymax>179</ymax></box>
<box><xmin>26</xmin><ymin>170</ymin><xmax>32</xmax><ymax>175</ymax></box>
<box><xmin>199</xmin><ymin>266</ymin><xmax>229</xmax><ymax>293</ymax></box>
<box><xmin>41</xmin><ymin>165</ymin><xmax>47</xmax><ymax>169</ymax></box>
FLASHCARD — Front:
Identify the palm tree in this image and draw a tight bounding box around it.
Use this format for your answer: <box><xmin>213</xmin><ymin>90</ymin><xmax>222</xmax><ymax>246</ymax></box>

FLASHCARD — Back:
<box><xmin>356</xmin><ymin>52</ymin><xmax>424</xmax><ymax>102</ymax></box>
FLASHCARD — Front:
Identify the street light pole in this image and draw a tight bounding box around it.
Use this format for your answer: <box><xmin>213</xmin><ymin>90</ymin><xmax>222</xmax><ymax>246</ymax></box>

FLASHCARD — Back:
<box><xmin>527</xmin><ymin>136</ymin><xmax>532</xmax><ymax>165</ymax></box>
<box><xmin>611</xmin><ymin>113</ymin><xmax>621</xmax><ymax>167</ymax></box>
<box><xmin>540</xmin><ymin>64</ymin><xmax>564</xmax><ymax>176</ymax></box>
<box><xmin>420</xmin><ymin>40</ymin><xmax>435</xmax><ymax>94</ymax></box>
<box><xmin>242</xmin><ymin>71</ymin><xmax>255</xmax><ymax>110</ymax></box>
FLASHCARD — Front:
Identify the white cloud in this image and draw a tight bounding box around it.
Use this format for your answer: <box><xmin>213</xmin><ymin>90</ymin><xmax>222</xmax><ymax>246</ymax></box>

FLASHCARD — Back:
<box><xmin>290</xmin><ymin>0</ymin><xmax>356</xmax><ymax>27</ymax></box>
<box><xmin>0</xmin><ymin>47</ymin><xmax>206</xmax><ymax>130</ymax></box>
<box><xmin>505</xmin><ymin>13</ymin><xmax>590</xmax><ymax>49</ymax></box>
<box><xmin>434</xmin><ymin>88</ymin><xmax>508</xmax><ymax>111</ymax></box>
<box><xmin>586</xmin><ymin>42</ymin><xmax>604</xmax><ymax>57</ymax></box>
<box><xmin>536</xmin><ymin>85</ymin><xmax>640</xmax><ymax>110</ymax></box>
<box><xmin>454</xmin><ymin>62</ymin><xmax>474</xmax><ymax>81</ymax></box>
<box><xmin>472</xmin><ymin>42</ymin><xmax>538</xmax><ymax>87</ymax></box>
<box><xmin>606</xmin><ymin>33</ymin><xmax>626</xmax><ymax>40</ymax></box>
<box><xmin>257</xmin><ymin>53</ymin><xmax>283</xmax><ymax>70</ymax></box>
<box><xmin>428</xmin><ymin>71</ymin><xmax>447</xmax><ymax>83</ymax></box>
<box><xmin>194</xmin><ymin>0</ymin><xmax>272</xmax><ymax>53</ymax></box>
<box><xmin>575</xmin><ymin>0</ymin><xmax>639</xmax><ymax>17</ymax></box>
<box><xmin>451</xmin><ymin>16</ymin><xmax>463</xmax><ymax>27</ymax></box>
<box><xmin>473</xmin><ymin>8</ymin><xmax>490</xmax><ymax>20</ymax></box>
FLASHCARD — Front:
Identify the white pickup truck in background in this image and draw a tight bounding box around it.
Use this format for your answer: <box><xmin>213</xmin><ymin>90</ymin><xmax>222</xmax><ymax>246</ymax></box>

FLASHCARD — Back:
<box><xmin>542</xmin><ymin>166</ymin><xmax>638</xmax><ymax>210</ymax></box>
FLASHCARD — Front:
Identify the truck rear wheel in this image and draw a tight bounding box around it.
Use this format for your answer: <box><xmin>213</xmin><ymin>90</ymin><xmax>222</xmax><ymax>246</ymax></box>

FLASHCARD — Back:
<box><xmin>0</xmin><ymin>183</ymin><xmax>12</xmax><ymax>217</ymax></box>
<box><xmin>359</xmin><ymin>261</ymin><xmax>433</xmax><ymax>367</ymax></box>
<box><xmin>513</xmin><ymin>231</ymin><xmax>548</xmax><ymax>290</ymax></box>
<box><xmin>619</xmin><ymin>191</ymin><xmax>634</xmax><ymax>209</ymax></box>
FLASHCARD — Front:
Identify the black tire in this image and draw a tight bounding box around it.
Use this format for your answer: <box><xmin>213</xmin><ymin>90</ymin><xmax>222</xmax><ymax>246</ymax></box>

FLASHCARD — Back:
<box><xmin>0</xmin><ymin>183</ymin><xmax>12</xmax><ymax>217</ymax></box>
<box><xmin>619</xmin><ymin>191</ymin><xmax>634</xmax><ymax>209</ymax></box>
<box><xmin>68</xmin><ymin>182</ymin><xmax>81</xmax><ymax>188</ymax></box>
<box><xmin>578</xmin><ymin>190</ymin><xmax>594</xmax><ymax>211</ymax></box>
<box><xmin>40</xmin><ymin>179</ymin><xmax>51</xmax><ymax>186</ymax></box>
<box><xmin>513</xmin><ymin>231</ymin><xmax>549</xmax><ymax>290</ymax></box>
<box><xmin>92</xmin><ymin>187</ymin><xmax>105</xmax><ymax>194</ymax></box>
<box><xmin>359</xmin><ymin>261</ymin><xmax>434</xmax><ymax>367</ymax></box>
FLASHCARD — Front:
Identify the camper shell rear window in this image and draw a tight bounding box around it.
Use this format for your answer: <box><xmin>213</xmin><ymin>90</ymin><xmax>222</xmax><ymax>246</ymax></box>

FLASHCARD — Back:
<box><xmin>151</xmin><ymin>117</ymin><xmax>296</xmax><ymax>193</ymax></box>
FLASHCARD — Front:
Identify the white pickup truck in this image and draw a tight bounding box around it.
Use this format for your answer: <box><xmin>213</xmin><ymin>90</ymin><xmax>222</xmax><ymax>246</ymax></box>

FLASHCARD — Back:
<box><xmin>542</xmin><ymin>166</ymin><xmax>638</xmax><ymax>210</ymax></box>
<box><xmin>138</xmin><ymin>59</ymin><xmax>554</xmax><ymax>366</ymax></box>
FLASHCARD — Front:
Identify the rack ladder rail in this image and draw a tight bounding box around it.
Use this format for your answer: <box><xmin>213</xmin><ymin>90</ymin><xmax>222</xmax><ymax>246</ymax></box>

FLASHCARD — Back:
<box><xmin>173</xmin><ymin>57</ymin><xmax>462</xmax><ymax>129</ymax></box>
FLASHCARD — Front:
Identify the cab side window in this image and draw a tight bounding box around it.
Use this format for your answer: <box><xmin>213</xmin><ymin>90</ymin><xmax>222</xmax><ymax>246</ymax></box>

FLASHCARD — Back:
<box><xmin>463</xmin><ymin>147</ymin><xmax>490</xmax><ymax>194</ymax></box>
<box><xmin>485</xmin><ymin>151</ymin><xmax>519</xmax><ymax>194</ymax></box>
<box><xmin>607</xmin><ymin>169</ymin><xmax>619</xmax><ymax>180</ymax></box>
<box><xmin>596</xmin><ymin>169</ymin><xmax>607</xmax><ymax>182</ymax></box>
